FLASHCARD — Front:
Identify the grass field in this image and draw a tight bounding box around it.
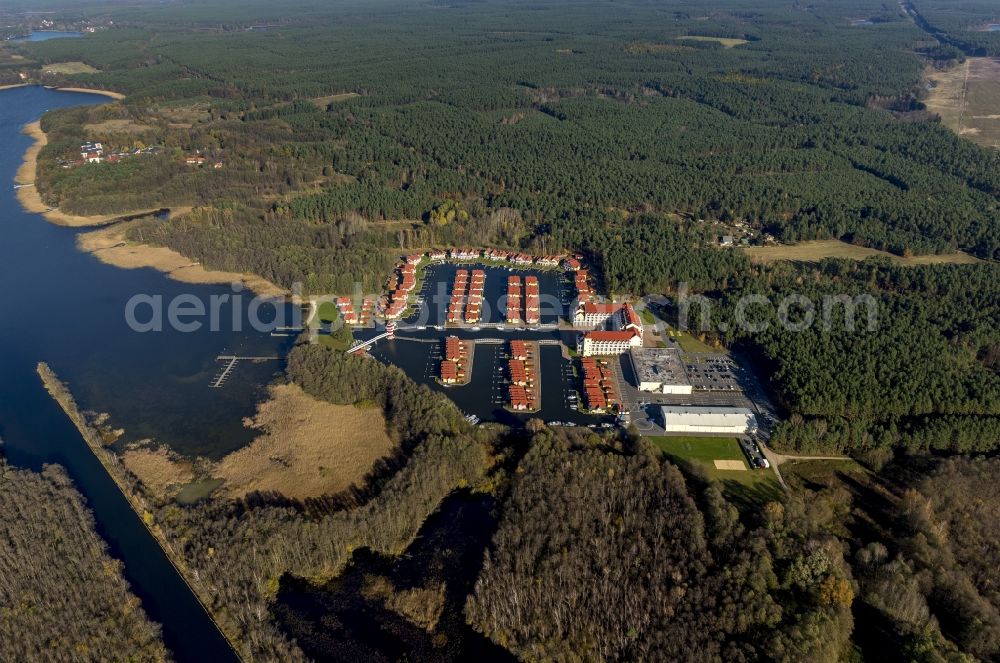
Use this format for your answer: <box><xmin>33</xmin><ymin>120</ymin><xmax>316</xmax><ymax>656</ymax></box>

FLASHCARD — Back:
<box><xmin>213</xmin><ymin>384</ymin><xmax>396</xmax><ymax>500</ymax></box>
<box><xmin>661</xmin><ymin>326</ymin><xmax>719</xmax><ymax>353</ymax></box>
<box><xmin>781</xmin><ymin>458</ymin><xmax>868</xmax><ymax>488</ymax></box>
<box><xmin>43</xmin><ymin>61</ymin><xmax>99</xmax><ymax>74</ymax></box>
<box><xmin>744</xmin><ymin>240</ymin><xmax>981</xmax><ymax>266</ymax></box>
<box><xmin>317</xmin><ymin>300</ymin><xmax>339</xmax><ymax>323</ymax></box>
<box><xmin>924</xmin><ymin>57</ymin><xmax>1000</xmax><ymax>150</ymax></box>
<box><xmin>676</xmin><ymin>35</ymin><xmax>749</xmax><ymax>48</ymax></box>
<box><xmin>650</xmin><ymin>436</ymin><xmax>781</xmax><ymax>505</ymax></box>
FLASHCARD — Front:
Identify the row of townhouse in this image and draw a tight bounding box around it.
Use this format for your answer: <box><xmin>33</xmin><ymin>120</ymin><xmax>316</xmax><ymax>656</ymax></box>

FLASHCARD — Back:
<box><xmin>439</xmin><ymin>336</ymin><xmax>469</xmax><ymax>385</ymax></box>
<box><xmin>580</xmin><ymin>357</ymin><xmax>621</xmax><ymax>412</ymax></box>
<box><xmin>505</xmin><ymin>275</ymin><xmax>541</xmax><ymax>324</ymax></box>
<box><xmin>447</xmin><ymin>269</ymin><xmax>486</xmax><ymax>324</ymax></box>
<box><xmin>507</xmin><ymin>340</ymin><xmax>538</xmax><ymax>411</ymax></box>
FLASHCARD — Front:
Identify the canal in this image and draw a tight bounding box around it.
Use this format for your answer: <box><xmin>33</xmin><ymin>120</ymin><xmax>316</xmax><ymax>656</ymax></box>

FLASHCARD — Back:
<box><xmin>0</xmin><ymin>86</ymin><xmax>296</xmax><ymax>661</ymax></box>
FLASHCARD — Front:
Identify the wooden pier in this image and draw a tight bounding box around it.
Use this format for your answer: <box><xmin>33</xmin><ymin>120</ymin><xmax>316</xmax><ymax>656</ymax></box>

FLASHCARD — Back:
<box><xmin>209</xmin><ymin>355</ymin><xmax>279</xmax><ymax>388</ymax></box>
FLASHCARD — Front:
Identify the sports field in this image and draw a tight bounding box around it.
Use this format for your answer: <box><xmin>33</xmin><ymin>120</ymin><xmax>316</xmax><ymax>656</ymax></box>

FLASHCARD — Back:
<box><xmin>650</xmin><ymin>435</ymin><xmax>781</xmax><ymax>504</ymax></box>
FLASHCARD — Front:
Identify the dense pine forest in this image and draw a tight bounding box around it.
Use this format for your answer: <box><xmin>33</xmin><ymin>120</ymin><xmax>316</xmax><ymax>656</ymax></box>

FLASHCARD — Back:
<box><xmin>0</xmin><ymin>458</ymin><xmax>169</xmax><ymax>662</ymax></box>
<box><xmin>113</xmin><ymin>344</ymin><xmax>1000</xmax><ymax>662</ymax></box>
<box><xmin>710</xmin><ymin>258</ymin><xmax>1000</xmax><ymax>459</ymax></box>
<box><xmin>6</xmin><ymin>0</ymin><xmax>1000</xmax><ymax>278</ymax></box>
<box><xmin>2</xmin><ymin>0</ymin><xmax>1000</xmax><ymax>660</ymax></box>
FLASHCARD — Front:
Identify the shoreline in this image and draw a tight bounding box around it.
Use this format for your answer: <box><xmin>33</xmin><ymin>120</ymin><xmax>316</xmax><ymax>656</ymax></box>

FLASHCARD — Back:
<box><xmin>15</xmin><ymin>121</ymin><xmax>163</xmax><ymax>227</ymax></box>
<box><xmin>15</xmin><ymin>115</ymin><xmax>289</xmax><ymax>298</ymax></box>
<box><xmin>48</xmin><ymin>85</ymin><xmax>126</xmax><ymax>100</ymax></box>
<box><xmin>35</xmin><ymin>362</ymin><xmax>244</xmax><ymax>661</ymax></box>
<box><xmin>78</xmin><ymin>223</ymin><xmax>289</xmax><ymax>298</ymax></box>
<box><xmin>1</xmin><ymin>83</ymin><xmax>125</xmax><ymax>99</ymax></box>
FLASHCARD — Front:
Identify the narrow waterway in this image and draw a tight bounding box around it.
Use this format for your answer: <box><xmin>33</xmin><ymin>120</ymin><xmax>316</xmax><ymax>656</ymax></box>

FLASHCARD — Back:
<box><xmin>0</xmin><ymin>86</ymin><xmax>295</xmax><ymax>661</ymax></box>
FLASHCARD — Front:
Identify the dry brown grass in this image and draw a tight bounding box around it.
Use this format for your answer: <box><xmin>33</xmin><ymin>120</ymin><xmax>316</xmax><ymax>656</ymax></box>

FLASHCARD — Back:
<box><xmin>924</xmin><ymin>57</ymin><xmax>1000</xmax><ymax>149</ymax></box>
<box><xmin>122</xmin><ymin>447</ymin><xmax>195</xmax><ymax>499</ymax></box>
<box><xmin>84</xmin><ymin>118</ymin><xmax>154</xmax><ymax>134</ymax></box>
<box><xmin>213</xmin><ymin>383</ymin><xmax>396</xmax><ymax>500</ymax></box>
<box><xmin>743</xmin><ymin>240</ymin><xmax>981</xmax><ymax>266</ymax></box>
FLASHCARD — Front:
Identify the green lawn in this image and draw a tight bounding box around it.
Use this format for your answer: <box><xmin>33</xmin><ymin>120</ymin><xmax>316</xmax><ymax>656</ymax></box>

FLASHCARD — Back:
<box><xmin>674</xmin><ymin>331</ymin><xmax>718</xmax><ymax>354</ymax></box>
<box><xmin>651</xmin><ymin>435</ymin><xmax>744</xmax><ymax>464</ymax></box>
<box><xmin>317</xmin><ymin>301</ymin><xmax>340</xmax><ymax>324</ymax></box>
<box><xmin>650</xmin><ymin>435</ymin><xmax>782</xmax><ymax>505</ymax></box>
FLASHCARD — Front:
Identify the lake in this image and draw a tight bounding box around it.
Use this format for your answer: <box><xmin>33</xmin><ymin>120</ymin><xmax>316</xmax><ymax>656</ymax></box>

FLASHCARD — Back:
<box><xmin>10</xmin><ymin>30</ymin><xmax>84</xmax><ymax>42</ymax></box>
<box><xmin>0</xmin><ymin>85</ymin><xmax>296</xmax><ymax>662</ymax></box>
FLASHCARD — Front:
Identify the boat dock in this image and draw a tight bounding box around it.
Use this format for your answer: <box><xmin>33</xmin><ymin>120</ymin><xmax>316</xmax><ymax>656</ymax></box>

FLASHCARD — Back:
<box><xmin>209</xmin><ymin>355</ymin><xmax>279</xmax><ymax>388</ymax></box>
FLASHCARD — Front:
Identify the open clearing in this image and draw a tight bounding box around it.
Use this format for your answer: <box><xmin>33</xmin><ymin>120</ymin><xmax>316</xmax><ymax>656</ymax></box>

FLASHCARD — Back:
<box><xmin>744</xmin><ymin>239</ymin><xmax>981</xmax><ymax>265</ymax></box>
<box><xmin>924</xmin><ymin>57</ymin><xmax>1000</xmax><ymax>149</ymax></box>
<box><xmin>676</xmin><ymin>35</ymin><xmax>749</xmax><ymax>48</ymax></box>
<box><xmin>84</xmin><ymin>119</ymin><xmax>155</xmax><ymax>134</ymax></box>
<box><xmin>650</xmin><ymin>435</ymin><xmax>780</xmax><ymax>504</ymax></box>
<box><xmin>311</xmin><ymin>92</ymin><xmax>360</xmax><ymax>108</ymax></box>
<box><xmin>212</xmin><ymin>383</ymin><xmax>396</xmax><ymax>500</ymax></box>
<box><xmin>43</xmin><ymin>61</ymin><xmax>99</xmax><ymax>74</ymax></box>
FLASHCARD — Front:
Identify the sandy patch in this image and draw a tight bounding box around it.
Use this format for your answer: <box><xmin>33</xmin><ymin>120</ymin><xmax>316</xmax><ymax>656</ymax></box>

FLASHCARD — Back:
<box><xmin>77</xmin><ymin>223</ymin><xmax>287</xmax><ymax>297</ymax></box>
<box><xmin>714</xmin><ymin>459</ymin><xmax>747</xmax><ymax>471</ymax></box>
<box><xmin>0</xmin><ymin>83</ymin><xmax>29</xmax><ymax>91</ymax></box>
<box><xmin>212</xmin><ymin>383</ymin><xmax>396</xmax><ymax>500</ymax></box>
<box><xmin>122</xmin><ymin>447</ymin><xmax>196</xmax><ymax>500</ymax></box>
<box><xmin>52</xmin><ymin>86</ymin><xmax>124</xmax><ymax>100</ymax></box>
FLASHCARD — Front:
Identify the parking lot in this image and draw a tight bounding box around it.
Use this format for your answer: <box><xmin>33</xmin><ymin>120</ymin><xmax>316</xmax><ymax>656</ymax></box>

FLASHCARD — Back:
<box><xmin>612</xmin><ymin>352</ymin><xmax>759</xmax><ymax>435</ymax></box>
<box><xmin>683</xmin><ymin>354</ymin><xmax>742</xmax><ymax>392</ymax></box>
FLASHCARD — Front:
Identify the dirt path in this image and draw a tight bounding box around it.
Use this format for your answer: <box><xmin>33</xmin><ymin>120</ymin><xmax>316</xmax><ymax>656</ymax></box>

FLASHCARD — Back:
<box><xmin>760</xmin><ymin>446</ymin><xmax>852</xmax><ymax>490</ymax></box>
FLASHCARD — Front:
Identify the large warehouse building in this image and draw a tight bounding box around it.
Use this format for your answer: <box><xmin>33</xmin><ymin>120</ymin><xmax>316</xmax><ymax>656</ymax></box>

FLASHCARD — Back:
<box><xmin>660</xmin><ymin>406</ymin><xmax>757</xmax><ymax>434</ymax></box>
<box><xmin>629</xmin><ymin>347</ymin><xmax>691</xmax><ymax>394</ymax></box>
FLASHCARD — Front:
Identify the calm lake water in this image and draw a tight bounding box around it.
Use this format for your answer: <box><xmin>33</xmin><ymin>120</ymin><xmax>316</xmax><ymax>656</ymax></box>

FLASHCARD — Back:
<box><xmin>0</xmin><ymin>85</ymin><xmax>296</xmax><ymax>662</ymax></box>
<box><xmin>9</xmin><ymin>30</ymin><xmax>84</xmax><ymax>42</ymax></box>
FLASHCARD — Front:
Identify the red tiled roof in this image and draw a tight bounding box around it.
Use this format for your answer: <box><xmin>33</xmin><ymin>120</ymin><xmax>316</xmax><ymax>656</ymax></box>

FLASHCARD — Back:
<box><xmin>584</xmin><ymin>330</ymin><xmax>640</xmax><ymax>342</ymax></box>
